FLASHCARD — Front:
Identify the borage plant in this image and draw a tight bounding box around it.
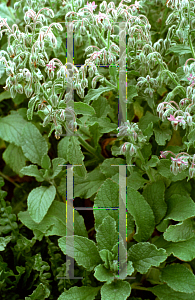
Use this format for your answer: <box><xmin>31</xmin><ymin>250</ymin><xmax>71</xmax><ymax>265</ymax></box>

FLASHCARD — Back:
<box><xmin>1</xmin><ymin>0</ymin><xmax>195</xmax><ymax>299</ymax></box>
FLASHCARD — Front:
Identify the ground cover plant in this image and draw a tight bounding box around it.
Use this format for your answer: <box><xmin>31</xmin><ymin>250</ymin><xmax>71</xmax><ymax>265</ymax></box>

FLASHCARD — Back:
<box><xmin>1</xmin><ymin>0</ymin><xmax>195</xmax><ymax>299</ymax></box>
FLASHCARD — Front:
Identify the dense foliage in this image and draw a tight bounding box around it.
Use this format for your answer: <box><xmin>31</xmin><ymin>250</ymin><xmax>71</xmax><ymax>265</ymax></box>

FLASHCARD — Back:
<box><xmin>1</xmin><ymin>0</ymin><xmax>195</xmax><ymax>299</ymax></box>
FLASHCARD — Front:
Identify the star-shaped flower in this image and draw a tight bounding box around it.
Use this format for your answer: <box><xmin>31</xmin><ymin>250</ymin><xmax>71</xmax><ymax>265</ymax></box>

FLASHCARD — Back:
<box><xmin>86</xmin><ymin>1</ymin><xmax>97</xmax><ymax>12</ymax></box>
<box><xmin>46</xmin><ymin>63</ymin><xmax>56</xmax><ymax>72</ymax></box>
<box><xmin>187</xmin><ymin>73</ymin><xmax>195</xmax><ymax>84</ymax></box>
<box><xmin>171</xmin><ymin>157</ymin><xmax>188</xmax><ymax>166</ymax></box>
<box><xmin>167</xmin><ymin>114</ymin><xmax>183</xmax><ymax>122</ymax></box>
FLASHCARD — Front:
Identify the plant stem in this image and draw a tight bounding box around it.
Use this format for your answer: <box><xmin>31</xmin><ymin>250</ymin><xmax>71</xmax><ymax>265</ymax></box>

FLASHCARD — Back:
<box><xmin>189</xmin><ymin>35</ymin><xmax>195</xmax><ymax>60</ymax></box>
<box><xmin>155</xmin><ymin>55</ymin><xmax>186</xmax><ymax>97</ymax></box>
<box><xmin>136</xmin><ymin>148</ymin><xmax>154</xmax><ymax>182</ymax></box>
<box><xmin>0</xmin><ymin>171</ymin><xmax>21</xmax><ymax>188</ymax></box>
<box><xmin>94</xmin><ymin>26</ymin><xmax>107</xmax><ymax>48</ymax></box>
<box><xmin>107</xmin><ymin>29</ymin><xmax>111</xmax><ymax>50</ymax></box>
<box><xmin>77</xmin><ymin>135</ymin><xmax>104</xmax><ymax>162</ymax></box>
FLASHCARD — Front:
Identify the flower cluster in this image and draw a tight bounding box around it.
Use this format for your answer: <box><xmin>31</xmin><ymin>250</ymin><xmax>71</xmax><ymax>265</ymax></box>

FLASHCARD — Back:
<box><xmin>160</xmin><ymin>150</ymin><xmax>195</xmax><ymax>179</ymax></box>
<box><xmin>157</xmin><ymin>98</ymin><xmax>194</xmax><ymax>130</ymax></box>
<box><xmin>117</xmin><ymin>120</ymin><xmax>147</xmax><ymax>156</ymax></box>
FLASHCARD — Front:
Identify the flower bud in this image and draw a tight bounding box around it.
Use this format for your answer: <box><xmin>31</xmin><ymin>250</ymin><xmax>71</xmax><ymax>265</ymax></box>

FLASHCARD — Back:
<box><xmin>187</xmin><ymin>86</ymin><xmax>193</xmax><ymax>98</ymax></box>
<box><xmin>80</xmin><ymin>26</ymin><xmax>86</xmax><ymax>36</ymax></box>
<box><xmin>10</xmin><ymin>85</ymin><xmax>17</xmax><ymax>98</ymax></box>
<box><xmin>130</xmin><ymin>144</ymin><xmax>136</xmax><ymax>155</ymax></box>
<box><xmin>42</xmin><ymin>114</ymin><xmax>52</xmax><ymax>127</ymax></box>
<box><xmin>183</xmin><ymin>65</ymin><xmax>189</xmax><ymax>74</ymax></box>
<box><xmin>189</xmin><ymin>167</ymin><xmax>195</xmax><ymax>178</ymax></box>
<box><xmin>88</xmin><ymin>66</ymin><xmax>94</xmax><ymax>77</ymax></box>
<box><xmin>172</xmin><ymin>121</ymin><xmax>178</xmax><ymax>131</ymax></box>
<box><xmin>163</xmin><ymin>38</ymin><xmax>171</xmax><ymax>50</ymax></box>
<box><xmin>146</xmin><ymin>75</ymin><xmax>150</xmax><ymax>82</ymax></box>
<box><xmin>108</xmin><ymin>2</ymin><xmax>115</xmax><ymax>9</ymax></box>
<box><xmin>51</xmin><ymin>94</ymin><xmax>59</xmax><ymax>107</ymax></box>
<box><xmin>34</xmin><ymin>82</ymin><xmax>40</xmax><ymax>94</ymax></box>
<box><xmin>60</xmin><ymin>110</ymin><xmax>65</xmax><ymax>121</ymax></box>
<box><xmin>165</xmin><ymin>12</ymin><xmax>177</xmax><ymax>25</ymax></box>
<box><xmin>78</xmin><ymin>88</ymin><xmax>84</xmax><ymax>98</ymax></box>
<box><xmin>7</xmin><ymin>46</ymin><xmax>15</xmax><ymax>57</ymax></box>
<box><xmin>81</xmin><ymin>78</ymin><xmax>88</xmax><ymax>89</ymax></box>
<box><xmin>24</xmin><ymin>86</ymin><xmax>33</xmax><ymax>98</ymax></box>
<box><xmin>47</xmin><ymin>9</ymin><xmax>54</xmax><ymax>18</ymax></box>
<box><xmin>6</xmin><ymin>67</ymin><xmax>13</xmax><ymax>76</ymax></box>
<box><xmin>100</xmin><ymin>1</ymin><xmax>107</xmax><ymax>12</ymax></box>
<box><xmin>75</xmin><ymin>34</ymin><xmax>83</xmax><ymax>47</ymax></box>
<box><xmin>187</xmin><ymin>115</ymin><xmax>193</xmax><ymax>126</ymax></box>
<box><xmin>15</xmin><ymin>84</ymin><xmax>23</xmax><ymax>94</ymax></box>
<box><xmin>14</xmin><ymin>1</ymin><xmax>20</xmax><ymax>9</ymax></box>
<box><xmin>76</xmin><ymin>83</ymin><xmax>82</xmax><ymax>93</ymax></box>
<box><xmin>191</xmin><ymin>94</ymin><xmax>195</xmax><ymax>105</ymax></box>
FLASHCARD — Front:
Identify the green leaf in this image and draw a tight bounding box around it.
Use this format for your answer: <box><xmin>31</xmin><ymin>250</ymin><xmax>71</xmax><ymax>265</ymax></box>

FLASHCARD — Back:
<box><xmin>0</xmin><ymin>236</ymin><xmax>12</xmax><ymax>251</ymax></box>
<box><xmin>41</xmin><ymin>154</ymin><xmax>51</xmax><ymax>170</ymax></box>
<box><xmin>128</xmin><ymin>242</ymin><xmax>167</xmax><ymax>274</ymax></box>
<box><xmin>0</xmin><ymin>90</ymin><xmax>11</xmax><ymax>102</ymax></box>
<box><xmin>142</xmin><ymin>181</ymin><xmax>167</xmax><ymax>225</ymax></box>
<box><xmin>94</xmin><ymin>264</ymin><xmax>115</xmax><ymax>284</ymax></box>
<box><xmin>84</xmin><ymin>85</ymin><xmax>116</xmax><ymax>104</ymax></box>
<box><xmin>99</xmin><ymin>249</ymin><xmax>115</xmax><ymax>269</ymax></box>
<box><xmin>18</xmin><ymin>201</ymin><xmax>87</xmax><ymax>238</ymax></box>
<box><xmin>157</xmin><ymin>159</ymin><xmax>188</xmax><ymax>181</ymax></box>
<box><xmin>100</xmin><ymin>280</ymin><xmax>131</xmax><ymax>300</ymax></box>
<box><xmin>127</xmin><ymin>187</ymin><xmax>155</xmax><ymax>242</ymax></box>
<box><xmin>165</xmin><ymin>180</ymin><xmax>191</xmax><ymax>199</ymax></box>
<box><xmin>163</xmin><ymin>218</ymin><xmax>195</xmax><ymax>242</ymax></box>
<box><xmin>145</xmin><ymin>155</ymin><xmax>159</xmax><ymax>168</ymax></box>
<box><xmin>153</xmin><ymin>235</ymin><xmax>195</xmax><ymax>261</ymax></box>
<box><xmin>57</xmin><ymin>286</ymin><xmax>100</xmax><ymax>300</ymax></box>
<box><xmin>86</xmin><ymin>116</ymin><xmax>118</xmax><ymax>133</ymax></box>
<box><xmin>21</xmin><ymin>123</ymin><xmax>48</xmax><ymax>166</ymax></box>
<box><xmin>154</xmin><ymin>125</ymin><xmax>172</xmax><ymax>146</ymax></box>
<box><xmin>25</xmin><ymin>283</ymin><xmax>49</xmax><ymax>299</ymax></box>
<box><xmin>89</xmin><ymin>123</ymin><xmax>102</xmax><ymax>148</ymax></box>
<box><xmin>143</xmin><ymin>122</ymin><xmax>153</xmax><ymax>141</ymax></box>
<box><xmin>27</xmin><ymin>96</ymin><xmax>39</xmax><ymax>120</ymax></box>
<box><xmin>74</xmin><ymin>166</ymin><xmax>106</xmax><ymax>198</ymax></box>
<box><xmin>74</xmin><ymin>102</ymin><xmax>96</xmax><ymax>115</ymax></box>
<box><xmin>57</xmin><ymin>136</ymin><xmax>70</xmax><ymax>162</ymax></box>
<box><xmin>58</xmin><ymin>235</ymin><xmax>101</xmax><ymax>272</ymax></box>
<box><xmin>67</xmin><ymin>136</ymin><xmax>87</xmax><ymax>178</ymax></box>
<box><xmin>100</xmin><ymin>158</ymin><xmax>126</xmax><ymax>178</ymax></box>
<box><xmin>127</xmin><ymin>85</ymin><xmax>138</xmax><ymax>103</ymax></box>
<box><xmin>164</xmin><ymin>194</ymin><xmax>195</xmax><ymax>221</ymax></box>
<box><xmin>51</xmin><ymin>158</ymin><xmax>65</xmax><ymax>178</ymax></box>
<box><xmin>93</xmin><ymin>179</ymin><xmax>119</xmax><ymax>231</ymax></box>
<box><xmin>0</xmin><ymin>3</ymin><xmax>16</xmax><ymax>25</ymax></box>
<box><xmin>159</xmin><ymin>264</ymin><xmax>195</xmax><ymax>293</ymax></box>
<box><xmin>3</xmin><ymin>143</ymin><xmax>26</xmax><ymax>176</ymax></box>
<box><xmin>125</xmin><ymin>169</ymin><xmax>148</xmax><ymax>190</ymax></box>
<box><xmin>138</xmin><ymin>111</ymin><xmax>159</xmax><ymax>132</ymax></box>
<box><xmin>27</xmin><ymin>185</ymin><xmax>56</xmax><ymax>223</ymax></box>
<box><xmin>165</xmin><ymin>44</ymin><xmax>192</xmax><ymax>55</ymax></box>
<box><xmin>186</xmin><ymin>128</ymin><xmax>195</xmax><ymax>150</ymax></box>
<box><xmin>20</xmin><ymin>165</ymin><xmax>44</xmax><ymax>182</ymax></box>
<box><xmin>91</xmin><ymin>96</ymin><xmax>109</xmax><ymax>118</ymax></box>
<box><xmin>0</xmin><ymin>113</ymin><xmax>27</xmax><ymax>146</ymax></box>
<box><xmin>150</xmin><ymin>284</ymin><xmax>195</xmax><ymax>300</ymax></box>
<box><xmin>96</xmin><ymin>216</ymin><xmax>118</xmax><ymax>252</ymax></box>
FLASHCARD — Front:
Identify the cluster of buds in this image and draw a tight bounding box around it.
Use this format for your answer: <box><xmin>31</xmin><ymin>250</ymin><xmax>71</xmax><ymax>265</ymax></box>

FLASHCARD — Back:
<box><xmin>160</xmin><ymin>151</ymin><xmax>195</xmax><ymax>179</ymax></box>
<box><xmin>137</xmin><ymin>74</ymin><xmax>158</xmax><ymax>98</ymax></box>
<box><xmin>85</xmin><ymin>45</ymin><xmax>118</xmax><ymax>66</ymax></box>
<box><xmin>157</xmin><ymin>99</ymin><xmax>194</xmax><ymax>130</ymax></box>
<box><xmin>117</xmin><ymin>120</ymin><xmax>147</xmax><ymax>156</ymax></box>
